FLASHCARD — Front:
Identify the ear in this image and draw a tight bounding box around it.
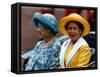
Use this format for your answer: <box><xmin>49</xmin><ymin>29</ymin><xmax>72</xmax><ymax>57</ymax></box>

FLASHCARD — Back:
<box><xmin>80</xmin><ymin>30</ymin><xmax>81</xmax><ymax>33</ymax></box>
<box><xmin>79</xmin><ymin>30</ymin><xmax>82</xmax><ymax>35</ymax></box>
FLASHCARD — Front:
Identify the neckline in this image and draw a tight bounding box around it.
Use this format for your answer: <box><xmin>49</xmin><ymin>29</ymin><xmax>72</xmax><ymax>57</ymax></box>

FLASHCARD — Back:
<box><xmin>40</xmin><ymin>37</ymin><xmax>57</xmax><ymax>48</ymax></box>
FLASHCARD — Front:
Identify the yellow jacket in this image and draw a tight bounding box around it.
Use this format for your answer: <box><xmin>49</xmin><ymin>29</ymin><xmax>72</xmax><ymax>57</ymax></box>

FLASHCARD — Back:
<box><xmin>64</xmin><ymin>44</ymin><xmax>91</xmax><ymax>68</ymax></box>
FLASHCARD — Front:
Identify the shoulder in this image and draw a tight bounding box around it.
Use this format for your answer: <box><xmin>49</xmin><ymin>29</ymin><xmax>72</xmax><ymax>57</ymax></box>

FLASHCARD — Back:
<box><xmin>80</xmin><ymin>44</ymin><xmax>89</xmax><ymax>49</ymax></box>
<box><xmin>49</xmin><ymin>39</ymin><xmax>61</xmax><ymax>51</ymax></box>
<box><xmin>79</xmin><ymin>37</ymin><xmax>90</xmax><ymax>49</ymax></box>
<box><xmin>78</xmin><ymin>44</ymin><xmax>91</xmax><ymax>55</ymax></box>
<box><xmin>53</xmin><ymin>39</ymin><xmax>62</xmax><ymax>47</ymax></box>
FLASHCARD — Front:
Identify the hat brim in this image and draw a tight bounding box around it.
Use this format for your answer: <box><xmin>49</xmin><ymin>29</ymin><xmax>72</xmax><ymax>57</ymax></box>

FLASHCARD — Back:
<box><xmin>59</xmin><ymin>13</ymin><xmax>90</xmax><ymax>36</ymax></box>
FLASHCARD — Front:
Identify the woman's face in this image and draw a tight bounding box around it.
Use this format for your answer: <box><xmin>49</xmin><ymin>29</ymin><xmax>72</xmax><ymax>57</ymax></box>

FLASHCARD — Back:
<box><xmin>67</xmin><ymin>22</ymin><xmax>82</xmax><ymax>42</ymax></box>
<box><xmin>36</xmin><ymin>23</ymin><xmax>49</xmax><ymax>39</ymax></box>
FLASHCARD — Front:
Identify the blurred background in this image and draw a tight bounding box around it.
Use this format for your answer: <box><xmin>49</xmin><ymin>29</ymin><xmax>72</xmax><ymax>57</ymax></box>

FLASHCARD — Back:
<box><xmin>21</xmin><ymin>6</ymin><xmax>97</xmax><ymax>71</ymax></box>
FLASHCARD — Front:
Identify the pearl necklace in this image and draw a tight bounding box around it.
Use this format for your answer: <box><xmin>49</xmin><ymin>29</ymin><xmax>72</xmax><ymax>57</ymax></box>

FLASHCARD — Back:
<box><xmin>40</xmin><ymin>37</ymin><xmax>56</xmax><ymax>48</ymax></box>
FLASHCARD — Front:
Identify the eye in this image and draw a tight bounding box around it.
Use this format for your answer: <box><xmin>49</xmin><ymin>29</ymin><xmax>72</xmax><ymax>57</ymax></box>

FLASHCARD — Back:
<box><xmin>68</xmin><ymin>27</ymin><xmax>72</xmax><ymax>30</ymax></box>
<box><xmin>73</xmin><ymin>27</ymin><xmax>78</xmax><ymax>30</ymax></box>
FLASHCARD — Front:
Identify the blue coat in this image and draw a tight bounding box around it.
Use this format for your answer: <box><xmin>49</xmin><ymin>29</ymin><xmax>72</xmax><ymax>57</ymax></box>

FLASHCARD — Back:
<box><xmin>25</xmin><ymin>39</ymin><xmax>61</xmax><ymax>71</ymax></box>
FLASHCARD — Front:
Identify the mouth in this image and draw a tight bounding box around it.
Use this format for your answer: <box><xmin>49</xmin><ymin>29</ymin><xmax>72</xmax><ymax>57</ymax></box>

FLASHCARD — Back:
<box><xmin>69</xmin><ymin>34</ymin><xmax>76</xmax><ymax>38</ymax></box>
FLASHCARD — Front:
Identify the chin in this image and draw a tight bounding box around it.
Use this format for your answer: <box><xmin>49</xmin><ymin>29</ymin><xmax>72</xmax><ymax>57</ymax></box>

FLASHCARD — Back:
<box><xmin>71</xmin><ymin>38</ymin><xmax>79</xmax><ymax>43</ymax></box>
<box><xmin>38</xmin><ymin>35</ymin><xmax>43</xmax><ymax>39</ymax></box>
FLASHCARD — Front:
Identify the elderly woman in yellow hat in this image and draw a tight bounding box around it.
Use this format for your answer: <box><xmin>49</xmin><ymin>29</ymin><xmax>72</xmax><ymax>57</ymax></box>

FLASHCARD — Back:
<box><xmin>59</xmin><ymin>13</ymin><xmax>91</xmax><ymax>68</ymax></box>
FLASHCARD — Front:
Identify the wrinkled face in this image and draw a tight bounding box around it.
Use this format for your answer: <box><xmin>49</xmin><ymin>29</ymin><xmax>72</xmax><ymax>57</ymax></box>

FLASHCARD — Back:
<box><xmin>67</xmin><ymin>22</ymin><xmax>82</xmax><ymax>42</ymax></box>
<box><xmin>36</xmin><ymin>23</ymin><xmax>49</xmax><ymax>39</ymax></box>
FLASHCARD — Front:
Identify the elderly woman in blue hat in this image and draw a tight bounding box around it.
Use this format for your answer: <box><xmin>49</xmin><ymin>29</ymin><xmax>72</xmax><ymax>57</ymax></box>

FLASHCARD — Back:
<box><xmin>25</xmin><ymin>12</ymin><xmax>61</xmax><ymax>71</ymax></box>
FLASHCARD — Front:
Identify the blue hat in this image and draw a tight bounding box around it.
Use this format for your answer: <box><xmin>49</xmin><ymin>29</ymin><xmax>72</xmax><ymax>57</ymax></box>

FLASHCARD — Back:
<box><xmin>32</xmin><ymin>12</ymin><xmax>58</xmax><ymax>33</ymax></box>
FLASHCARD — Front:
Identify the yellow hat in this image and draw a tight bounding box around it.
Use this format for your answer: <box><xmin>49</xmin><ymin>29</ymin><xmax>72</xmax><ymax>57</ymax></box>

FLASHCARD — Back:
<box><xmin>59</xmin><ymin>13</ymin><xmax>90</xmax><ymax>36</ymax></box>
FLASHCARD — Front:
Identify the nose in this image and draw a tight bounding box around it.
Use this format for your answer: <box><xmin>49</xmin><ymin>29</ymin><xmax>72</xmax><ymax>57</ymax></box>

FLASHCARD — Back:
<box><xmin>69</xmin><ymin>28</ymin><xmax>75</xmax><ymax>33</ymax></box>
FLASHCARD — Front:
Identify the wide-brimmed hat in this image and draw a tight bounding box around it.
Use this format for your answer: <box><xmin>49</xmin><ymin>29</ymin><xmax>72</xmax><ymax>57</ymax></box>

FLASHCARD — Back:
<box><xmin>32</xmin><ymin>12</ymin><xmax>58</xmax><ymax>33</ymax></box>
<box><xmin>59</xmin><ymin>13</ymin><xmax>90</xmax><ymax>36</ymax></box>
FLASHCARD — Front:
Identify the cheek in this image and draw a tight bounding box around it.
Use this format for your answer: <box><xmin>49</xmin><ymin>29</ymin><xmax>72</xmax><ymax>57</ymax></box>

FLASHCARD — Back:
<box><xmin>76</xmin><ymin>29</ymin><xmax>81</xmax><ymax>34</ymax></box>
<box><xmin>40</xmin><ymin>30</ymin><xmax>48</xmax><ymax>36</ymax></box>
<box><xmin>75</xmin><ymin>30</ymin><xmax>81</xmax><ymax>35</ymax></box>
